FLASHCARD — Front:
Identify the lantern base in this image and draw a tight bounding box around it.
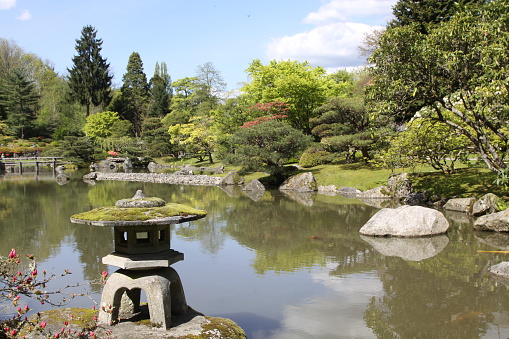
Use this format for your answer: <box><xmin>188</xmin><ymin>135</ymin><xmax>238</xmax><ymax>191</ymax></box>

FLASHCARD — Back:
<box><xmin>102</xmin><ymin>249</ymin><xmax>184</xmax><ymax>270</ymax></box>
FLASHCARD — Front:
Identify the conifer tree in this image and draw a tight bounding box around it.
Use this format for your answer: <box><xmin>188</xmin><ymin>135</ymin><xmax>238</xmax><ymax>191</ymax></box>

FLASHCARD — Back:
<box><xmin>390</xmin><ymin>0</ymin><xmax>486</xmax><ymax>33</ymax></box>
<box><xmin>0</xmin><ymin>69</ymin><xmax>39</xmax><ymax>139</ymax></box>
<box><xmin>67</xmin><ymin>25</ymin><xmax>112</xmax><ymax>116</ymax></box>
<box><xmin>148</xmin><ymin>62</ymin><xmax>172</xmax><ymax>117</ymax></box>
<box><xmin>119</xmin><ymin>52</ymin><xmax>149</xmax><ymax>136</ymax></box>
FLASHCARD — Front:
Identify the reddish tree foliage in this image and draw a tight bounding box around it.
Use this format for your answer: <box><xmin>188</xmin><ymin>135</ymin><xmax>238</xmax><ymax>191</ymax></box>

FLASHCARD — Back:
<box><xmin>241</xmin><ymin>100</ymin><xmax>289</xmax><ymax>128</ymax></box>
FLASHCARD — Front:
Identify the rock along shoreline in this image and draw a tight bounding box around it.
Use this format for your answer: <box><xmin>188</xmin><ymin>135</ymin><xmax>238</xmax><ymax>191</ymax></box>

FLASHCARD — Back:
<box><xmin>84</xmin><ymin>171</ymin><xmax>224</xmax><ymax>186</ymax></box>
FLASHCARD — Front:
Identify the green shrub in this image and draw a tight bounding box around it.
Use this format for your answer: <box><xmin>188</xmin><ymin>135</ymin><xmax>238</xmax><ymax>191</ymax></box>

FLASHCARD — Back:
<box><xmin>299</xmin><ymin>150</ymin><xmax>332</xmax><ymax>168</ymax></box>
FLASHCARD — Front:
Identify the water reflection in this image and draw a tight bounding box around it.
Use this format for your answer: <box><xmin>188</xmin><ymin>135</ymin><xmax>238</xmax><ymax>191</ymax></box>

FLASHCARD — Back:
<box><xmin>2</xmin><ymin>172</ymin><xmax>509</xmax><ymax>338</ymax></box>
<box><xmin>360</xmin><ymin>235</ymin><xmax>449</xmax><ymax>261</ymax></box>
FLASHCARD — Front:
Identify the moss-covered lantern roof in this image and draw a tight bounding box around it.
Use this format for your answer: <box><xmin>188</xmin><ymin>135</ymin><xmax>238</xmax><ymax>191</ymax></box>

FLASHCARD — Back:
<box><xmin>70</xmin><ymin>190</ymin><xmax>207</xmax><ymax>227</ymax></box>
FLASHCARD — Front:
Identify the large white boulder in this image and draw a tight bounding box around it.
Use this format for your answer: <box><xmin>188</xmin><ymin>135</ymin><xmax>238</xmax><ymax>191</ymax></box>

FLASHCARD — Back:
<box><xmin>360</xmin><ymin>205</ymin><xmax>449</xmax><ymax>237</ymax></box>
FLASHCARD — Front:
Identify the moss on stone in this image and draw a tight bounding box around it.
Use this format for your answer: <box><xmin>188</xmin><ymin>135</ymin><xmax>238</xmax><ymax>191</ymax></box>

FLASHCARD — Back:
<box><xmin>71</xmin><ymin>203</ymin><xmax>207</xmax><ymax>222</ymax></box>
<box><xmin>22</xmin><ymin>308</ymin><xmax>98</xmax><ymax>337</ymax></box>
<box><xmin>179</xmin><ymin>317</ymin><xmax>247</xmax><ymax>339</ymax></box>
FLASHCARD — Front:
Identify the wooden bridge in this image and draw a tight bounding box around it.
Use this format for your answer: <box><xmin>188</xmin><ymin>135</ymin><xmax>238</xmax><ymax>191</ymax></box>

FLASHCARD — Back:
<box><xmin>0</xmin><ymin>157</ymin><xmax>69</xmax><ymax>174</ymax></box>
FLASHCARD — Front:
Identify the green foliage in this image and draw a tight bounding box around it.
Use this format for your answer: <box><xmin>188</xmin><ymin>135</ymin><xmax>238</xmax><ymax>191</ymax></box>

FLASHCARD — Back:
<box><xmin>148</xmin><ymin>62</ymin><xmax>171</xmax><ymax>118</ymax></box>
<box><xmin>0</xmin><ymin>69</ymin><xmax>40</xmax><ymax>139</ymax></box>
<box><xmin>141</xmin><ymin>117</ymin><xmax>174</xmax><ymax>157</ymax></box>
<box><xmin>377</xmin><ymin>115</ymin><xmax>471</xmax><ymax>173</ymax></box>
<box><xmin>41</xmin><ymin>136</ymin><xmax>97</xmax><ymax>165</ymax></box>
<box><xmin>369</xmin><ymin>0</ymin><xmax>509</xmax><ymax>173</ymax></box>
<box><xmin>118</xmin><ymin>52</ymin><xmax>149</xmax><ymax>136</ymax></box>
<box><xmin>110</xmin><ymin>119</ymin><xmax>134</xmax><ymax>138</ymax></box>
<box><xmin>389</xmin><ymin>0</ymin><xmax>486</xmax><ymax>33</ymax></box>
<box><xmin>168</xmin><ymin>116</ymin><xmax>216</xmax><ymax>163</ymax></box>
<box><xmin>67</xmin><ymin>25</ymin><xmax>113</xmax><ymax>116</ymax></box>
<box><xmin>299</xmin><ymin>146</ymin><xmax>333</xmax><ymax>168</ymax></box>
<box><xmin>410</xmin><ymin>168</ymin><xmax>501</xmax><ymax>198</ymax></box>
<box><xmin>225</xmin><ymin>120</ymin><xmax>311</xmax><ymax>177</ymax></box>
<box><xmin>83</xmin><ymin>111</ymin><xmax>120</xmax><ymax>139</ymax></box>
<box><xmin>242</xmin><ymin>59</ymin><xmax>344</xmax><ymax>133</ymax></box>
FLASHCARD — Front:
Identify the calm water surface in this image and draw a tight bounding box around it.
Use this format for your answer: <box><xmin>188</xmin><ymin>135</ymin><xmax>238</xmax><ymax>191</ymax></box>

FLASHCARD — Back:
<box><xmin>1</xmin><ymin>169</ymin><xmax>509</xmax><ymax>338</ymax></box>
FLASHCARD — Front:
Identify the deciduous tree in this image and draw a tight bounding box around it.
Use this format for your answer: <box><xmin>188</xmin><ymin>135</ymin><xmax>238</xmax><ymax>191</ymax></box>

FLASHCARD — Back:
<box><xmin>368</xmin><ymin>0</ymin><xmax>509</xmax><ymax>173</ymax></box>
<box><xmin>242</xmin><ymin>59</ymin><xmax>341</xmax><ymax>133</ymax></box>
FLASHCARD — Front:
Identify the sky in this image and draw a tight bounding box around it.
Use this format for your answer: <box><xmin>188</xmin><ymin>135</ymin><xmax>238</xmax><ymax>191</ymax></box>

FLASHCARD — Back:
<box><xmin>0</xmin><ymin>0</ymin><xmax>396</xmax><ymax>92</ymax></box>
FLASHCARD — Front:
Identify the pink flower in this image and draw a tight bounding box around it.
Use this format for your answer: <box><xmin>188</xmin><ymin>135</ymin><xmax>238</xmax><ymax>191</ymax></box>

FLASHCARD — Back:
<box><xmin>31</xmin><ymin>269</ymin><xmax>37</xmax><ymax>276</ymax></box>
<box><xmin>8</xmin><ymin>248</ymin><xmax>16</xmax><ymax>259</ymax></box>
<box><xmin>40</xmin><ymin>321</ymin><xmax>47</xmax><ymax>328</ymax></box>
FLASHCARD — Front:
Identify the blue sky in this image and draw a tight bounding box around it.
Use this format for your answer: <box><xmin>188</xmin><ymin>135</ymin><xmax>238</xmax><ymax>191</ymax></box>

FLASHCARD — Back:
<box><xmin>0</xmin><ymin>0</ymin><xmax>396</xmax><ymax>91</ymax></box>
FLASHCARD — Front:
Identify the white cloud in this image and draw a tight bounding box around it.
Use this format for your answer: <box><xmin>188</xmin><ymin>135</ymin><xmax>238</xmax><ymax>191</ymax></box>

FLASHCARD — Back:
<box><xmin>16</xmin><ymin>9</ymin><xmax>31</xmax><ymax>20</ymax></box>
<box><xmin>267</xmin><ymin>22</ymin><xmax>382</xmax><ymax>68</ymax></box>
<box><xmin>266</xmin><ymin>0</ymin><xmax>396</xmax><ymax>69</ymax></box>
<box><xmin>304</xmin><ymin>0</ymin><xmax>396</xmax><ymax>25</ymax></box>
<box><xmin>0</xmin><ymin>0</ymin><xmax>15</xmax><ymax>10</ymax></box>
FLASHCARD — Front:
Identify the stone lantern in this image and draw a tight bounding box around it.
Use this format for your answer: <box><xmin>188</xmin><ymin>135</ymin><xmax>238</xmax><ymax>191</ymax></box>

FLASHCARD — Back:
<box><xmin>70</xmin><ymin>190</ymin><xmax>207</xmax><ymax>329</ymax></box>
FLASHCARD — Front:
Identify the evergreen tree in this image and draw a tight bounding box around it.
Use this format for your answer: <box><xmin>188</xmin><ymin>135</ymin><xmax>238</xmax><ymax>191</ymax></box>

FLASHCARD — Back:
<box><xmin>148</xmin><ymin>62</ymin><xmax>172</xmax><ymax>117</ymax></box>
<box><xmin>119</xmin><ymin>52</ymin><xmax>149</xmax><ymax>136</ymax></box>
<box><xmin>0</xmin><ymin>69</ymin><xmax>40</xmax><ymax>139</ymax></box>
<box><xmin>390</xmin><ymin>0</ymin><xmax>486</xmax><ymax>33</ymax></box>
<box><xmin>67</xmin><ymin>25</ymin><xmax>113</xmax><ymax>116</ymax></box>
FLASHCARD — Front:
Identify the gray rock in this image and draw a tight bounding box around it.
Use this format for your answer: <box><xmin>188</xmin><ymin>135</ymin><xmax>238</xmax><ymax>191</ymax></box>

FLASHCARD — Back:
<box><xmin>474</xmin><ymin>209</ymin><xmax>509</xmax><ymax>232</ymax></box>
<box><xmin>279</xmin><ymin>172</ymin><xmax>318</xmax><ymax>192</ymax></box>
<box><xmin>357</xmin><ymin>186</ymin><xmax>392</xmax><ymax>199</ymax></box>
<box><xmin>404</xmin><ymin>191</ymin><xmax>430</xmax><ymax>206</ymax></box>
<box><xmin>337</xmin><ymin>187</ymin><xmax>361</xmax><ymax>195</ymax></box>
<box><xmin>99</xmin><ymin>159</ymin><xmax>118</xmax><ymax>170</ymax></box>
<box><xmin>25</xmin><ymin>307</ymin><xmax>247</xmax><ymax>339</ymax></box>
<box><xmin>361</xmin><ymin>234</ymin><xmax>449</xmax><ymax>261</ymax></box>
<box><xmin>220</xmin><ymin>170</ymin><xmax>244</xmax><ymax>185</ymax></box>
<box><xmin>472</xmin><ymin>193</ymin><xmax>499</xmax><ymax>216</ymax></box>
<box><xmin>443</xmin><ymin>197</ymin><xmax>477</xmax><ymax>213</ymax></box>
<box><xmin>124</xmin><ymin>157</ymin><xmax>133</xmax><ymax>169</ymax></box>
<box><xmin>86</xmin><ymin>172</ymin><xmax>223</xmax><ymax>186</ymax></box>
<box><xmin>360</xmin><ymin>205</ymin><xmax>449</xmax><ymax>237</ymax></box>
<box><xmin>115</xmin><ymin>190</ymin><xmax>166</xmax><ymax>208</ymax></box>
<box><xmin>318</xmin><ymin>185</ymin><xmax>337</xmax><ymax>195</ymax></box>
<box><xmin>387</xmin><ymin>172</ymin><xmax>412</xmax><ymax>199</ymax></box>
<box><xmin>488</xmin><ymin>262</ymin><xmax>509</xmax><ymax>278</ymax></box>
<box><xmin>83</xmin><ymin>172</ymin><xmax>97</xmax><ymax>180</ymax></box>
<box><xmin>243</xmin><ymin>179</ymin><xmax>265</xmax><ymax>191</ymax></box>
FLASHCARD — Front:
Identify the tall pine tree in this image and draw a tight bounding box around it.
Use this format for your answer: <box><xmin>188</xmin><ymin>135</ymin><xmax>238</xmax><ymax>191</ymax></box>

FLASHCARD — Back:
<box><xmin>119</xmin><ymin>52</ymin><xmax>149</xmax><ymax>136</ymax></box>
<box><xmin>148</xmin><ymin>61</ymin><xmax>172</xmax><ymax>117</ymax></box>
<box><xmin>67</xmin><ymin>25</ymin><xmax>112</xmax><ymax>116</ymax></box>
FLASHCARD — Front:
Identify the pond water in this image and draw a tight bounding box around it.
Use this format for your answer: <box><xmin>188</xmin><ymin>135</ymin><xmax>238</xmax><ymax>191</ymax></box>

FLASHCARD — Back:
<box><xmin>2</xmin><ymin>169</ymin><xmax>509</xmax><ymax>338</ymax></box>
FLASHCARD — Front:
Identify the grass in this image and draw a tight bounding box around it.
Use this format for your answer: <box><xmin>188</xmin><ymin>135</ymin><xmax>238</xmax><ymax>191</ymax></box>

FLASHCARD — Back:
<box><xmin>153</xmin><ymin>157</ymin><xmax>507</xmax><ymax>198</ymax></box>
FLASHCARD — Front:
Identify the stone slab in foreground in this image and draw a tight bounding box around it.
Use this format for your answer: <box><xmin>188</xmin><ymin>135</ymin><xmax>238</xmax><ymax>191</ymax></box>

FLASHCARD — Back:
<box><xmin>360</xmin><ymin>205</ymin><xmax>449</xmax><ymax>237</ymax></box>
